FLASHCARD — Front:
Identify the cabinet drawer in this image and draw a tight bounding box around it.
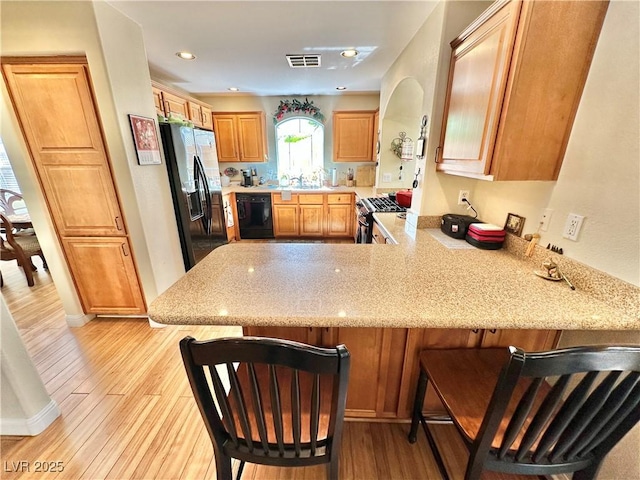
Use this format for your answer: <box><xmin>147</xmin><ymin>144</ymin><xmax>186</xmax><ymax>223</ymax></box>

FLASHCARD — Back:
<box><xmin>298</xmin><ymin>194</ymin><xmax>323</xmax><ymax>205</ymax></box>
<box><xmin>327</xmin><ymin>193</ymin><xmax>352</xmax><ymax>205</ymax></box>
<box><xmin>272</xmin><ymin>193</ymin><xmax>298</xmax><ymax>204</ymax></box>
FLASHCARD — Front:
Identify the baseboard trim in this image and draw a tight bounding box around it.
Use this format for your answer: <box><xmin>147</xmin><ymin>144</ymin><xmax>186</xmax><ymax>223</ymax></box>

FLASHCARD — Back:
<box><xmin>0</xmin><ymin>399</ymin><xmax>60</xmax><ymax>436</ymax></box>
<box><xmin>65</xmin><ymin>313</ymin><xmax>95</xmax><ymax>327</ymax></box>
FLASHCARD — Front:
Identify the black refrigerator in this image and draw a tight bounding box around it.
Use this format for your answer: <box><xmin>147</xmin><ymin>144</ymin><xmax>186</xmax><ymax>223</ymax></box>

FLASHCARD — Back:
<box><xmin>160</xmin><ymin>123</ymin><xmax>226</xmax><ymax>271</ymax></box>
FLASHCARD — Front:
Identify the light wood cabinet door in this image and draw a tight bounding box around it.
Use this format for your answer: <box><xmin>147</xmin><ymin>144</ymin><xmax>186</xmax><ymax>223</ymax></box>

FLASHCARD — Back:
<box><xmin>2</xmin><ymin>62</ymin><xmax>125</xmax><ymax>237</ymax></box>
<box><xmin>200</xmin><ymin>105</ymin><xmax>213</xmax><ymax>131</ymax></box>
<box><xmin>212</xmin><ymin>114</ymin><xmax>239</xmax><ymax>162</ymax></box>
<box><xmin>273</xmin><ymin>204</ymin><xmax>298</xmax><ymax>236</ymax></box>
<box><xmin>299</xmin><ymin>204</ymin><xmax>324</xmax><ymax>237</ymax></box>
<box><xmin>326</xmin><ymin>204</ymin><xmax>352</xmax><ymax>237</ymax></box>
<box><xmin>437</xmin><ymin>0</ymin><xmax>519</xmax><ymax>178</ymax></box>
<box><xmin>237</xmin><ymin>113</ymin><xmax>266</xmax><ymax>162</ymax></box>
<box><xmin>480</xmin><ymin>329</ymin><xmax>559</xmax><ymax>352</ymax></box>
<box><xmin>161</xmin><ymin>91</ymin><xmax>189</xmax><ymax>120</ymax></box>
<box><xmin>152</xmin><ymin>86</ymin><xmax>165</xmax><ymax>117</ymax></box>
<box><xmin>437</xmin><ymin>0</ymin><xmax>608</xmax><ymax>181</ymax></box>
<box><xmin>328</xmin><ymin>327</ymin><xmax>384</xmax><ymax>417</ymax></box>
<box><xmin>187</xmin><ymin>101</ymin><xmax>203</xmax><ymax>128</ymax></box>
<box><xmin>62</xmin><ymin>237</ymin><xmax>145</xmax><ymax>314</ymax></box>
<box><xmin>213</xmin><ymin>112</ymin><xmax>266</xmax><ymax>163</ymax></box>
<box><xmin>333</xmin><ymin>111</ymin><xmax>375</xmax><ymax>162</ymax></box>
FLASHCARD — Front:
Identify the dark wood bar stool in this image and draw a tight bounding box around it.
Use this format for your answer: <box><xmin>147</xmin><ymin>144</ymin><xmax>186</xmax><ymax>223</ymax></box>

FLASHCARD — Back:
<box><xmin>408</xmin><ymin>346</ymin><xmax>640</xmax><ymax>480</ymax></box>
<box><xmin>180</xmin><ymin>336</ymin><xmax>350</xmax><ymax>480</ymax></box>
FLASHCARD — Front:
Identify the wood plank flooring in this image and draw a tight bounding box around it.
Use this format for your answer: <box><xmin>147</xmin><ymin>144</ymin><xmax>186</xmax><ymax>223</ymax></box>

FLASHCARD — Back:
<box><xmin>1</xmin><ymin>259</ymin><xmax>549</xmax><ymax>479</ymax></box>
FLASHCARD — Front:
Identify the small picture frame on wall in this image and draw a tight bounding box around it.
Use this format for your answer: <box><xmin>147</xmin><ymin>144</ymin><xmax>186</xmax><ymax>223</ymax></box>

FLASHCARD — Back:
<box><xmin>504</xmin><ymin>213</ymin><xmax>526</xmax><ymax>236</ymax></box>
<box><xmin>128</xmin><ymin>114</ymin><xmax>162</xmax><ymax>165</ymax></box>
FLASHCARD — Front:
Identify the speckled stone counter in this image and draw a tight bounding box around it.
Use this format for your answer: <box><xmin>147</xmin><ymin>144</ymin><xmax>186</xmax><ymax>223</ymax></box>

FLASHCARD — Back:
<box><xmin>149</xmin><ymin>222</ymin><xmax>639</xmax><ymax>330</ymax></box>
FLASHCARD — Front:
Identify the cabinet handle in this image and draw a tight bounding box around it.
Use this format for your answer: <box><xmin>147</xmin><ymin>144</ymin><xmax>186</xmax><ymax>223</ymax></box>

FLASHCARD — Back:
<box><xmin>472</xmin><ymin>329</ymin><xmax>479</xmax><ymax>334</ymax></box>
<box><xmin>115</xmin><ymin>216</ymin><xmax>123</xmax><ymax>231</ymax></box>
<box><xmin>434</xmin><ymin>146</ymin><xmax>441</xmax><ymax>164</ymax></box>
<box><xmin>121</xmin><ymin>243</ymin><xmax>130</xmax><ymax>257</ymax></box>
<box><xmin>489</xmin><ymin>329</ymin><xmax>497</xmax><ymax>334</ymax></box>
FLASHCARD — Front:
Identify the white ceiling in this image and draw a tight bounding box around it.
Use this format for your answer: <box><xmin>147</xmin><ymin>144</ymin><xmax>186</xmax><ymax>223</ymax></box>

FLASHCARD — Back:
<box><xmin>106</xmin><ymin>1</ymin><xmax>438</xmax><ymax>96</ymax></box>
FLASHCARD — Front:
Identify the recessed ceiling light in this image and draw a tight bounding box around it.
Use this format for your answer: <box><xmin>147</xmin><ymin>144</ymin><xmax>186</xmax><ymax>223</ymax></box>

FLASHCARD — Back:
<box><xmin>176</xmin><ymin>51</ymin><xmax>196</xmax><ymax>60</ymax></box>
<box><xmin>228</xmin><ymin>87</ymin><xmax>240</xmax><ymax>92</ymax></box>
<box><xmin>336</xmin><ymin>86</ymin><xmax>347</xmax><ymax>91</ymax></box>
<box><xmin>340</xmin><ymin>49</ymin><xmax>359</xmax><ymax>58</ymax></box>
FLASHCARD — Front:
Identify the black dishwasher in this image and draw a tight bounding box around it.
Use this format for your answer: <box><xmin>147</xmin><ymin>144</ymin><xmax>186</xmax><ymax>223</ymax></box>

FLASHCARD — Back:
<box><xmin>236</xmin><ymin>194</ymin><xmax>274</xmax><ymax>239</ymax></box>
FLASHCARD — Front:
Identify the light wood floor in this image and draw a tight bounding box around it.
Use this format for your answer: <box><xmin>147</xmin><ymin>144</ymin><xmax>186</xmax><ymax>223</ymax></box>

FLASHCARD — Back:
<box><xmin>1</xmin><ymin>259</ymin><xmax>545</xmax><ymax>480</ymax></box>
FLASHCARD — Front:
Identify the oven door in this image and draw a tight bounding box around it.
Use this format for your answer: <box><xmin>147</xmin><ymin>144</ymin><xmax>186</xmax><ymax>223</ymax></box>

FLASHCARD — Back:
<box><xmin>355</xmin><ymin>209</ymin><xmax>372</xmax><ymax>244</ymax></box>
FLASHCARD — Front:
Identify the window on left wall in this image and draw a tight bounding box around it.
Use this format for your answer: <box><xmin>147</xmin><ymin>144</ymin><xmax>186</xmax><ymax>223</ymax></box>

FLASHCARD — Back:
<box><xmin>0</xmin><ymin>138</ymin><xmax>21</xmax><ymax>193</ymax></box>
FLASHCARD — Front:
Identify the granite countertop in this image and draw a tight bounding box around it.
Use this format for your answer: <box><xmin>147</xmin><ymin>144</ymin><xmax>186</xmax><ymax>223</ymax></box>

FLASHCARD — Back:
<box><xmin>149</xmin><ymin>218</ymin><xmax>639</xmax><ymax>330</ymax></box>
<box><xmin>221</xmin><ymin>184</ymin><xmax>375</xmax><ymax>198</ymax></box>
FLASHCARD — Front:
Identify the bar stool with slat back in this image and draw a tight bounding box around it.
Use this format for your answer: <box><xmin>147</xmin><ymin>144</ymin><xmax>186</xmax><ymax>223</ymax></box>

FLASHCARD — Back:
<box><xmin>180</xmin><ymin>336</ymin><xmax>350</xmax><ymax>480</ymax></box>
<box><xmin>408</xmin><ymin>345</ymin><xmax>640</xmax><ymax>480</ymax></box>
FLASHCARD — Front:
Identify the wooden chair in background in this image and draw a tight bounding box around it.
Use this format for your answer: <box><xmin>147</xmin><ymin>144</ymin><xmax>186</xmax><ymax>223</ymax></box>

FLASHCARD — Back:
<box><xmin>0</xmin><ymin>212</ymin><xmax>47</xmax><ymax>287</ymax></box>
<box><xmin>180</xmin><ymin>336</ymin><xmax>350</xmax><ymax>480</ymax></box>
<box><xmin>408</xmin><ymin>345</ymin><xmax>640</xmax><ymax>480</ymax></box>
<box><xmin>0</xmin><ymin>188</ymin><xmax>27</xmax><ymax>216</ymax></box>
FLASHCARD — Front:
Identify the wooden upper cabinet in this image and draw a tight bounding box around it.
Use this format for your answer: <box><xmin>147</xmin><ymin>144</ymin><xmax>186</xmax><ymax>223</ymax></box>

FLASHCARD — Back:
<box><xmin>152</xmin><ymin>81</ymin><xmax>213</xmax><ymax>130</ymax></box>
<box><xmin>200</xmin><ymin>104</ymin><xmax>213</xmax><ymax>130</ymax></box>
<box><xmin>333</xmin><ymin>111</ymin><xmax>375</xmax><ymax>162</ymax></box>
<box><xmin>436</xmin><ymin>0</ymin><xmax>608</xmax><ymax>181</ymax></box>
<box><xmin>161</xmin><ymin>90</ymin><xmax>189</xmax><ymax>120</ymax></box>
<box><xmin>2</xmin><ymin>62</ymin><xmax>125</xmax><ymax>237</ymax></box>
<box><xmin>372</xmin><ymin>109</ymin><xmax>380</xmax><ymax>161</ymax></box>
<box><xmin>213</xmin><ymin>112</ymin><xmax>267</xmax><ymax>163</ymax></box>
<box><xmin>212</xmin><ymin>115</ymin><xmax>238</xmax><ymax>161</ymax></box>
<box><xmin>187</xmin><ymin>101</ymin><xmax>213</xmax><ymax>130</ymax></box>
<box><xmin>151</xmin><ymin>86</ymin><xmax>164</xmax><ymax>117</ymax></box>
<box><xmin>187</xmin><ymin>101</ymin><xmax>204</xmax><ymax>128</ymax></box>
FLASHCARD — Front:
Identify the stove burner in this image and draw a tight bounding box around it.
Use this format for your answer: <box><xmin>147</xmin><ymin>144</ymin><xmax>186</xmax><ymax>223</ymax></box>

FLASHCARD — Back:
<box><xmin>363</xmin><ymin>197</ymin><xmax>407</xmax><ymax>213</ymax></box>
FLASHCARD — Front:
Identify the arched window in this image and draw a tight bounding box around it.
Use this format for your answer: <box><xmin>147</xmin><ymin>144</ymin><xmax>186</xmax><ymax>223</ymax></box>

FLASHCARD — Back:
<box><xmin>275</xmin><ymin>117</ymin><xmax>324</xmax><ymax>182</ymax></box>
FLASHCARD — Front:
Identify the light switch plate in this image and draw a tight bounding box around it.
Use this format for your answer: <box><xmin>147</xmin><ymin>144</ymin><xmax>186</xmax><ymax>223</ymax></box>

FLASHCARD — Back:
<box><xmin>382</xmin><ymin>173</ymin><xmax>392</xmax><ymax>183</ymax></box>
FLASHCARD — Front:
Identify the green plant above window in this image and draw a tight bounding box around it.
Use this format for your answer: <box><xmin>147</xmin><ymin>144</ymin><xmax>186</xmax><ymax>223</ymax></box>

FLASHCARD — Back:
<box><xmin>274</xmin><ymin>98</ymin><xmax>325</xmax><ymax>123</ymax></box>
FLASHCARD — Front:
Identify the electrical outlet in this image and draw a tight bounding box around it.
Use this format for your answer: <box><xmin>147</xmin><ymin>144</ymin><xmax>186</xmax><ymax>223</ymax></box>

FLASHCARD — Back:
<box><xmin>457</xmin><ymin>190</ymin><xmax>470</xmax><ymax>205</ymax></box>
<box><xmin>382</xmin><ymin>173</ymin><xmax>392</xmax><ymax>183</ymax></box>
<box><xmin>539</xmin><ymin>208</ymin><xmax>553</xmax><ymax>232</ymax></box>
<box><xmin>562</xmin><ymin>213</ymin><xmax>584</xmax><ymax>241</ymax></box>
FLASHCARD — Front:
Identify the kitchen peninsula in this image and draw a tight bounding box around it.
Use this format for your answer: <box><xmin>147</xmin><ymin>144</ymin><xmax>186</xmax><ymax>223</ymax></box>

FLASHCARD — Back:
<box><xmin>149</xmin><ymin>222</ymin><xmax>639</xmax><ymax>419</ymax></box>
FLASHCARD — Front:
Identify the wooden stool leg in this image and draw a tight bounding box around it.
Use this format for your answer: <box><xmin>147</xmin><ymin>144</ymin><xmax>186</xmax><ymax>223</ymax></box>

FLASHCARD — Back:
<box><xmin>408</xmin><ymin>369</ymin><xmax>428</xmax><ymax>443</ymax></box>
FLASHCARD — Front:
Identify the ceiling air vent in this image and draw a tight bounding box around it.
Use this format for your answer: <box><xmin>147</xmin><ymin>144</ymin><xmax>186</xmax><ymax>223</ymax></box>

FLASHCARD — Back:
<box><xmin>286</xmin><ymin>54</ymin><xmax>321</xmax><ymax>68</ymax></box>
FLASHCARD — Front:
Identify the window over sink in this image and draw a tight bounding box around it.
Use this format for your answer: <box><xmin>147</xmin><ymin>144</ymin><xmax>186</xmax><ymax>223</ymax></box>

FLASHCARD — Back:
<box><xmin>275</xmin><ymin>117</ymin><xmax>324</xmax><ymax>185</ymax></box>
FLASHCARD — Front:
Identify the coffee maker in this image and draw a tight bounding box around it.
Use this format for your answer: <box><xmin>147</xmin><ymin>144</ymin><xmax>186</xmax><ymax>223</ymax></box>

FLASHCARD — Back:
<box><xmin>241</xmin><ymin>169</ymin><xmax>252</xmax><ymax>187</ymax></box>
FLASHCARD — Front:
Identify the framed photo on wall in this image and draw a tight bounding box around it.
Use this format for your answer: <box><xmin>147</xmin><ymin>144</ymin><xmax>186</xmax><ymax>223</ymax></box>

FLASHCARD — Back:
<box><xmin>504</xmin><ymin>213</ymin><xmax>525</xmax><ymax>236</ymax></box>
<box><xmin>128</xmin><ymin>114</ymin><xmax>162</xmax><ymax>165</ymax></box>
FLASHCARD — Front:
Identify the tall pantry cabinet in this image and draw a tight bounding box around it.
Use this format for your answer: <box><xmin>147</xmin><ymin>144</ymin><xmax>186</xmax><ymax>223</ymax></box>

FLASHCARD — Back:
<box><xmin>2</xmin><ymin>57</ymin><xmax>146</xmax><ymax>314</ymax></box>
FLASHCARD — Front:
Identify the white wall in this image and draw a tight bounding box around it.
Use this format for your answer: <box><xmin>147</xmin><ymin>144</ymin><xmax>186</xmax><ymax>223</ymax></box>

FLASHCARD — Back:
<box><xmin>1</xmin><ymin>297</ymin><xmax>60</xmax><ymax>435</ymax></box>
<box><xmin>0</xmin><ymin>0</ymin><xmax>185</xmax><ymax>319</ymax></box>
<box><xmin>193</xmin><ymin>93</ymin><xmax>380</xmax><ymax>184</ymax></box>
<box><xmin>93</xmin><ymin>1</ymin><xmax>185</xmax><ymax>295</ymax></box>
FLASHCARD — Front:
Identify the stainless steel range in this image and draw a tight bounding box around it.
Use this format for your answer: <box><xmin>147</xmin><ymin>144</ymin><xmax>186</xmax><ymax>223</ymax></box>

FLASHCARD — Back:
<box><xmin>355</xmin><ymin>197</ymin><xmax>406</xmax><ymax>243</ymax></box>
<box><xmin>362</xmin><ymin>197</ymin><xmax>407</xmax><ymax>213</ymax></box>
